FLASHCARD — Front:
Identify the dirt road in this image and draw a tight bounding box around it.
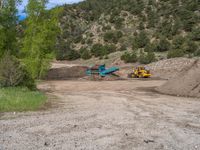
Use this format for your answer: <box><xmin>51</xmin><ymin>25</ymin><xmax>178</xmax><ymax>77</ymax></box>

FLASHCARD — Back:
<box><xmin>1</xmin><ymin>80</ymin><xmax>200</xmax><ymax>150</ymax></box>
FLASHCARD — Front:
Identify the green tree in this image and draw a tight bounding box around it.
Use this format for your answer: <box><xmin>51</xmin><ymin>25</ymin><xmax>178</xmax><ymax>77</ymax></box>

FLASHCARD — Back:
<box><xmin>191</xmin><ymin>27</ymin><xmax>200</xmax><ymax>41</ymax></box>
<box><xmin>133</xmin><ymin>31</ymin><xmax>149</xmax><ymax>48</ymax></box>
<box><xmin>157</xmin><ymin>37</ymin><xmax>170</xmax><ymax>52</ymax></box>
<box><xmin>138</xmin><ymin>50</ymin><xmax>156</xmax><ymax>64</ymax></box>
<box><xmin>81</xmin><ymin>49</ymin><xmax>92</xmax><ymax>60</ymax></box>
<box><xmin>183</xmin><ymin>39</ymin><xmax>198</xmax><ymax>54</ymax></box>
<box><xmin>144</xmin><ymin>42</ymin><xmax>158</xmax><ymax>52</ymax></box>
<box><xmin>22</xmin><ymin>0</ymin><xmax>60</xmax><ymax>79</ymax></box>
<box><xmin>0</xmin><ymin>0</ymin><xmax>19</xmax><ymax>57</ymax></box>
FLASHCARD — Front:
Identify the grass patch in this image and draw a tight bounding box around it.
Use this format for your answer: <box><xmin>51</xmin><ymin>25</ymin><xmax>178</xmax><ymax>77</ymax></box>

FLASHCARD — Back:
<box><xmin>0</xmin><ymin>87</ymin><xmax>47</xmax><ymax>112</ymax></box>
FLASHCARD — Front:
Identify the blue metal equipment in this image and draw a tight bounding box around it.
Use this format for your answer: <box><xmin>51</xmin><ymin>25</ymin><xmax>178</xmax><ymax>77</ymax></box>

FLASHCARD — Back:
<box><xmin>86</xmin><ymin>64</ymin><xmax>119</xmax><ymax>77</ymax></box>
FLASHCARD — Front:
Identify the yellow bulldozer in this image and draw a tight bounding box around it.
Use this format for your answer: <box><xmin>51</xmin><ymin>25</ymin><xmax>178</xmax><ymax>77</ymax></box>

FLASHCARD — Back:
<box><xmin>128</xmin><ymin>66</ymin><xmax>151</xmax><ymax>78</ymax></box>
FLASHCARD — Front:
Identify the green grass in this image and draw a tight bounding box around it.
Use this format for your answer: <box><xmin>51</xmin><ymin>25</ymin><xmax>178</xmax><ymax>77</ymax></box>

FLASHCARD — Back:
<box><xmin>0</xmin><ymin>87</ymin><xmax>47</xmax><ymax>112</ymax></box>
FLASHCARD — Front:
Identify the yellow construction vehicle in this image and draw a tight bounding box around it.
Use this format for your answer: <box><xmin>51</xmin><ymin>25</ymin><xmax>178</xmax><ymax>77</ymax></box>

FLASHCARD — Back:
<box><xmin>128</xmin><ymin>66</ymin><xmax>151</xmax><ymax>78</ymax></box>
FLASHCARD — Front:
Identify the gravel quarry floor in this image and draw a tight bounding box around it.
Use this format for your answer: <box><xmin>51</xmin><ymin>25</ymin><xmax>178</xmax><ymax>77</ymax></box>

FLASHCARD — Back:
<box><xmin>1</xmin><ymin>79</ymin><xmax>200</xmax><ymax>150</ymax></box>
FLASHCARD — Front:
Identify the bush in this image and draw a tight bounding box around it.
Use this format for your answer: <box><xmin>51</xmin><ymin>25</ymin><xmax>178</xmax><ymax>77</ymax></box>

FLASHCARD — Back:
<box><xmin>81</xmin><ymin>49</ymin><xmax>92</xmax><ymax>60</ymax></box>
<box><xmin>91</xmin><ymin>44</ymin><xmax>116</xmax><ymax>57</ymax></box>
<box><xmin>91</xmin><ymin>44</ymin><xmax>105</xmax><ymax>57</ymax></box>
<box><xmin>157</xmin><ymin>37</ymin><xmax>170</xmax><ymax>52</ymax></box>
<box><xmin>183</xmin><ymin>40</ymin><xmax>198</xmax><ymax>53</ymax></box>
<box><xmin>172</xmin><ymin>36</ymin><xmax>185</xmax><ymax>49</ymax></box>
<box><xmin>0</xmin><ymin>53</ymin><xmax>35</xmax><ymax>89</ymax></box>
<box><xmin>56</xmin><ymin>41</ymin><xmax>71</xmax><ymax>60</ymax></box>
<box><xmin>121</xmin><ymin>52</ymin><xmax>138</xmax><ymax>63</ymax></box>
<box><xmin>104</xmin><ymin>44</ymin><xmax>116</xmax><ymax>54</ymax></box>
<box><xmin>102</xmin><ymin>25</ymin><xmax>111</xmax><ymax>31</ymax></box>
<box><xmin>167</xmin><ymin>49</ymin><xmax>185</xmax><ymax>58</ymax></box>
<box><xmin>74</xmin><ymin>35</ymin><xmax>82</xmax><ymax>43</ymax></box>
<box><xmin>119</xmin><ymin>44</ymin><xmax>128</xmax><ymax>51</ymax></box>
<box><xmin>144</xmin><ymin>42</ymin><xmax>158</xmax><ymax>52</ymax></box>
<box><xmin>194</xmin><ymin>49</ymin><xmax>200</xmax><ymax>56</ymax></box>
<box><xmin>65</xmin><ymin>50</ymin><xmax>81</xmax><ymax>60</ymax></box>
<box><xmin>103</xmin><ymin>30</ymin><xmax>123</xmax><ymax>44</ymax></box>
<box><xmin>133</xmin><ymin>31</ymin><xmax>149</xmax><ymax>48</ymax></box>
<box><xmin>138</xmin><ymin>50</ymin><xmax>156</xmax><ymax>64</ymax></box>
<box><xmin>191</xmin><ymin>27</ymin><xmax>200</xmax><ymax>41</ymax></box>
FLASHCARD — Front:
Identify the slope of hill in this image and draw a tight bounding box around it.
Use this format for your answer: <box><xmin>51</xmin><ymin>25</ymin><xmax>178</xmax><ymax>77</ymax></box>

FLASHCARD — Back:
<box><xmin>55</xmin><ymin>0</ymin><xmax>200</xmax><ymax>64</ymax></box>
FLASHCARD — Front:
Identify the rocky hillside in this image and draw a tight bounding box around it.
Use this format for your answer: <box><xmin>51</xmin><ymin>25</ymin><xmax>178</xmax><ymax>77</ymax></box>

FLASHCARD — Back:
<box><xmin>55</xmin><ymin>0</ymin><xmax>200</xmax><ymax>64</ymax></box>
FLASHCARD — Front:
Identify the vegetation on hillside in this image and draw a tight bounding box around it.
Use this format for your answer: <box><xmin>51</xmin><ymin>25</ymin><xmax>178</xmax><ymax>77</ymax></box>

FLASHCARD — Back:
<box><xmin>56</xmin><ymin>0</ymin><xmax>200</xmax><ymax>63</ymax></box>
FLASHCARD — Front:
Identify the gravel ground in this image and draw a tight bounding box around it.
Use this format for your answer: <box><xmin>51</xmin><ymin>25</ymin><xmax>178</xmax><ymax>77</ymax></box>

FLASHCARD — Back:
<box><xmin>1</xmin><ymin>80</ymin><xmax>200</xmax><ymax>150</ymax></box>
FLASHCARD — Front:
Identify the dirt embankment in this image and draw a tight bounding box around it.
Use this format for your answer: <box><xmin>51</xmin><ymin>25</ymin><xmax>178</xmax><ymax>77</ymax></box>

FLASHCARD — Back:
<box><xmin>157</xmin><ymin>59</ymin><xmax>200</xmax><ymax>98</ymax></box>
<box><xmin>45</xmin><ymin>66</ymin><xmax>88</xmax><ymax>80</ymax></box>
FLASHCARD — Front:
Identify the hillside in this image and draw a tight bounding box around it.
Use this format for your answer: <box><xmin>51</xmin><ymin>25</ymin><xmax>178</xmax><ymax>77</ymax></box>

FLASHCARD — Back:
<box><xmin>55</xmin><ymin>0</ymin><xmax>200</xmax><ymax>64</ymax></box>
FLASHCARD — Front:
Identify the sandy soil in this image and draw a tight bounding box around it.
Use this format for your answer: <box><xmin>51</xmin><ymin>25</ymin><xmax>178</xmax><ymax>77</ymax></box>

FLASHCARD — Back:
<box><xmin>1</xmin><ymin>80</ymin><xmax>200</xmax><ymax>150</ymax></box>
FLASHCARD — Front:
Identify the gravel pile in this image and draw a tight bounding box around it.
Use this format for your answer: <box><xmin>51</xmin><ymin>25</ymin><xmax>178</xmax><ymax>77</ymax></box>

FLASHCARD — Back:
<box><xmin>157</xmin><ymin>59</ymin><xmax>200</xmax><ymax>98</ymax></box>
<box><xmin>146</xmin><ymin>58</ymin><xmax>196</xmax><ymax>79</ymax></box>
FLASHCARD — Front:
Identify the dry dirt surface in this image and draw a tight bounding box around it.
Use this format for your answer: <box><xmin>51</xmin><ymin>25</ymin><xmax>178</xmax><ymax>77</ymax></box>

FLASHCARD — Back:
<box><xmin>1</xmin><ymin>79</ymin><xmax>200</xmax><ymax>150</ymax></box>
<box><xmin>157</xmin><ymin>59</ymin><xmax>200</xmax><ymax>98</ymax></box>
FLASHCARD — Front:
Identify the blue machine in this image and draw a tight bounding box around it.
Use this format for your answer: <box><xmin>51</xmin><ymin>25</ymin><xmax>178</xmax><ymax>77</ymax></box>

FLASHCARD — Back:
<box><xmin>86</xmin><ymin>64</ymin><xmax>119</xmax><ymax>77</ymax></box>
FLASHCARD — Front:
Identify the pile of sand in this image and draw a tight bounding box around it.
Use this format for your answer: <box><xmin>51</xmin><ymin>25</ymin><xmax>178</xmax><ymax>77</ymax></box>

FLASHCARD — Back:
<box><xmin>45</xmin><ymin>66</ymin><xmax>88</xmax><ymax>80</ymax></box>
<box><xmin>146</xmin><ymin>58</ymin><xmax>196</xmax><ymax>79</ymax></box>
<box><xmin>157</xmin><ymin>59</ymin><xmax>200</xmax><ymax>98</ymax></box>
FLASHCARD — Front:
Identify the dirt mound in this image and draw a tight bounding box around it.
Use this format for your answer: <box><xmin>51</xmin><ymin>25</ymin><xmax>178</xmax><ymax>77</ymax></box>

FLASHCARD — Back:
<box><xmin>157</xmin><ymin>59</ymin><xmax>200</xmax><ymax>98</ymax></box>
<box><xmin>146</xmin><ymin>58</ymin><xmax>196</xmax><ymax>79</ymax></box>
<box><xmin>45</xmin><ymin>66</ymin><xmax>88</xmax><ymax>80</ymax></box>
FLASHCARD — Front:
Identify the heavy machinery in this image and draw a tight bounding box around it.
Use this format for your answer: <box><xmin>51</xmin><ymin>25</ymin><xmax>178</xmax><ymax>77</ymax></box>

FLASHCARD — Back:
<box><xmin>86</xmin><ymin>64</ymin><xmax>119</xmax><ymax>78</ymax></box>
<box><xmin>128</xmin><ymin>66</ymin><xmax>151</xmax><ymax>78</ymax></box>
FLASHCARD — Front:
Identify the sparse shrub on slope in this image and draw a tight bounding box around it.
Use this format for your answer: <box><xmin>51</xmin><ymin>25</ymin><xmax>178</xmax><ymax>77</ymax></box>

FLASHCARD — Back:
<box><xmin>133</xmin><ymin>31</ymin><xmax>149</xmax><ymax>49</ymax></box>
<box><xmin>57</xmin><ymin>0</ymin><xmax>200</xmax><ymax>61</ymax></box>
<box><xmin>104</xmin><ymin>30</ymin><xmax>123</xmax><ymax>44</ymax></box>
<box><xmin>121</xmin><ymin>52</ymin><xmax>137</xmax><ymax>63</ymax></box>
<box><xmin>167</xmin><ymin>49</ymin><xmax>185</xmax><ymax>58</ymax></box>
<box><xmin>91</xmin><ymin>44</ymin><xmax>117</xmax><ymax>58</ymax></box>
<box><xmin>65</xmin><ymin>49</ymin><xmax>81</xmax><ymax>60</ymax></box>
<box><xmin>80</xmin><ymin>49</ymin><xmax>92</xmax><ymax>60</ymax></box>
<box><xmin>157</xmin><ymin>37</ymin><xmax>171</xmax><ymax>52</ymax></box>
<box><xmin>138</xmin><ymin>50</ymin><xmax>156</xmax><ymax>64</ymax></box>
<box><xmin>191</xmin><ymin>27</ymin><xmax>200</xmax><ymax>41</ymax></box>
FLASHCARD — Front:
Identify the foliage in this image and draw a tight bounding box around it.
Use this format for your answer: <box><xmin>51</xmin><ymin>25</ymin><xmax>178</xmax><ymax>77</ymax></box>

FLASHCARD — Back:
<box><xmin>133</xmin><ymin>31</ymin><xmax>149</xmax><ymax>49</ymax></box>
<box><xmin>194</xmin><ymin>49</ymin><xmax>200</xmax><ymax>56</ymax></box>
<box><xmin>144</xmin><ymin>42</ymin><xmax>158</xmax><ymax>52</ymax></box>
<box><xmin>183</xmin><ymin>39</ymin><xmax>198</xmax><ymax>54</ymax></box>
<box><xmin>65</xmin><ymin>49</ymin><xmax>81</xmax><ymax>60</ymax></box>
<box><xmin>191</xmin><ymin>27</ymin><xmax>200</xmax><ymax>41</ymax></box>
<box><xmin>103</xmin><ymin>30</ymin><xmax>123</xmax><ymax>44</ymax></box>
<box><xmin>56</xmin><ymin>40</ymin><xmax>71</xmax><ymax>60</ymax></box>
<box><xmin>167</xmin><ymin>49</ymin><xmax>185</xmax><ymax>58</ymax></box>
<box><xmin>22</xmin><ymin>0</ymin><xmax>60</xmax><ymax>79</ymax></box>
<box><xmin>157</xmin><ymin>37</ymin><xmax>170</xmax><ymax>52</ymax></box>
<box><xmin>138</xmin><ymin>50</ymin><xmax>156</xmax><ymax>64</ymax></box>
<box><xmin>80</xmin><ymin>49</ymin><xmax>92</xmax><ymax>60</ymax></box>
<box><xmin>121</xmin><ymin>52</ymin><xmax>137</xmax><ymax>63</ymax></box>
<box><xmin>0</xmin><ymin>52</ymin><xmax>35</xmax><ymax>89</ymax></box>
<box><xmin>0</xmin><ymin>0</ymin><xmax>19</xmax><ymax>57</ymax></box>
<box><xmin>91</xmin><ymin>44</ymin><xmax>116</xmax><ymax>57</ymax></box>
<box><xmin>0</xmin><ymin>87</ymin><xmax>46</xmax><ymax>112</ymax></box>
